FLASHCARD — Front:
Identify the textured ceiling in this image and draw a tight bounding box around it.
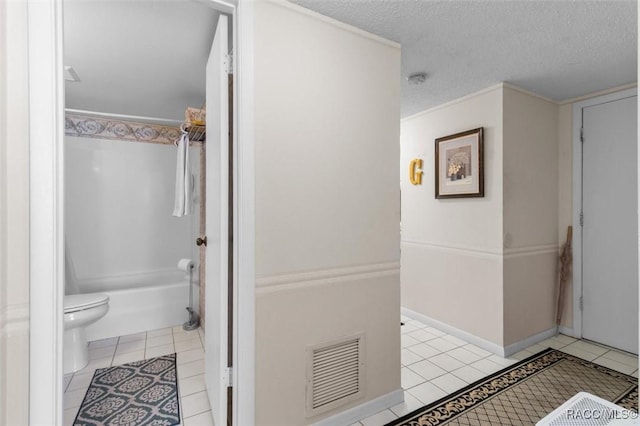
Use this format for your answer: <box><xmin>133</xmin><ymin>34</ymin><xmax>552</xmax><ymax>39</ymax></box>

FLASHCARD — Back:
<box><xmin>64</xmin><ymin>0</ymin><xmax>219</xmax><ymax>121</ymax></box>
<box><xmin>65</xmin><ymin>1</ymin><xmax>637</xmax><ymax>120</ymax></box>
<box><xmin>290</xmin><ymin>0</ymin><xmax>637</xmax><ymax>117</ymax></box>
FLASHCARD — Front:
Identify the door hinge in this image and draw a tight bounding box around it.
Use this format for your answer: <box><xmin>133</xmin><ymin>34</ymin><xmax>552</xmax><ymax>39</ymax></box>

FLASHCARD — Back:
<box><xmin>580</xmin><ymin>127</ymin><xmax>584</xmax><ymax>143</ymax></box>
<box><xmin>223</xmin><ymin>367</ymin><xmax>233</xmax><ymax>387</ymax></box>
<box><xmin>579</xmin><ymin>212</ymin><xmax>584</xmax><ymax>227</ymax></box>
<box><xmin>225</xmin><ymin>52</ymin><xmax>233</xmax><ymax>74</ymax></box>
<box><xmin>579</xmin><ymin>296</ymin><xmax>584</xmax><ymax>311</ymax></box>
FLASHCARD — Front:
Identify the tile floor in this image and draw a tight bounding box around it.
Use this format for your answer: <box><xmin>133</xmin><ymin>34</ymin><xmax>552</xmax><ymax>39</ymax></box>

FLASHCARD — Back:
<box><xmin>63</xmin><ymin>325</ymin><xmax>212</xmax><ymax>426</ymax></box>
<box><xmin>63</xmin><ymin>318</ymin><xmax>639</xmax><ymax>426</ymax></box>
<box><xmin>351</xmin><ymin>315</ymin><xmax>639</xmax><ymax>426</ymax></box>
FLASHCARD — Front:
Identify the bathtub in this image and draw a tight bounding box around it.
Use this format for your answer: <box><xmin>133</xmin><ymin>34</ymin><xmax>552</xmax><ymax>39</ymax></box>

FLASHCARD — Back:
<box><xmin>83</xmin><ymin>271</ymin><xmax>199</xmax><ymax>342</ymax></box>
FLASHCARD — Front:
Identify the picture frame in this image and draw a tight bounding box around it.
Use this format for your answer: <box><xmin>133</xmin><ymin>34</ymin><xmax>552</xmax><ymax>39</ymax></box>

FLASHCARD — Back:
<box><xmin>435</xmin><ymin>127</ymin><xmax>484</xmax><ymax>199</ymax></box>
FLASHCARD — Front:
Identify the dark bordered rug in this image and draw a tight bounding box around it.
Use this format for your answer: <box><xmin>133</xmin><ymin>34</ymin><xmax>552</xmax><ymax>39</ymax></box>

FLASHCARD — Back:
<box><xmin>73</xmin><ymin>354</ymin><xmax>180</xmax><ymax>426</ymax></box>
<box><xmin>387</xmin><ymin>348</ymin><xmax>638</xmax><ymax>426</ymax></box>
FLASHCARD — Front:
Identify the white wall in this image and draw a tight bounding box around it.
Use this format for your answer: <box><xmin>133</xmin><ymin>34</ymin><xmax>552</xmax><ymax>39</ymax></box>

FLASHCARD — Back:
<box><xmin>253</xmin><ymin>1</ymin><xmax>401</xmax><ymax>424</ymax></box>
<box><xmin>401</xmin><ymin>86</ymin><xmax>505</xmax><ymax>345</ymax></box>
<box><xmin>0</xmin><ymin>0</ymin><xmax>30</xmax><ymax>423</ymax></box>
<box><xmin>65</xmin><ymin>137</ymin><xmax>199</xmax><ymax>291</ymax></box>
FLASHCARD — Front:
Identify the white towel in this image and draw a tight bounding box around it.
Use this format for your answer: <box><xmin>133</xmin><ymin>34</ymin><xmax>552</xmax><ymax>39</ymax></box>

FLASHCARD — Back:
<box><xmin>173</xmin><ymin>133</ymin><xmax>192</xmax><ymax>217</ymax></box>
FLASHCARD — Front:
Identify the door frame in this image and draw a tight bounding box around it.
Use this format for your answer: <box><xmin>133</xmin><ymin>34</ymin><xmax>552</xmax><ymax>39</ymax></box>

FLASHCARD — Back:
<box><xmin>571</xmin><ymin>86</ymin><xmax>637</xmax><ymax>339</ymax></box>
<box><xmin>27</xmin><ymin>0</ymin><xmax>255</xmax><ymax>424</ymax></box>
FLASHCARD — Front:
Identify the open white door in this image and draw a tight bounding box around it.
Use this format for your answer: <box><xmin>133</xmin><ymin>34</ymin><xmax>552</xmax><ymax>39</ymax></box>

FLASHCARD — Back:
<box><xmin>205</xmin><ymin>13</ymin><xmax>230</xmax><ymax>425</ymax></box>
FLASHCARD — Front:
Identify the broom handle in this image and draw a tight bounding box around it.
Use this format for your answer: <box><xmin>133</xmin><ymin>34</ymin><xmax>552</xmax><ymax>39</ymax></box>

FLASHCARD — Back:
<box><xmin>556</xmin><ymin>226</ymin><xmax>573</xmax><ymax>326</ymax></box>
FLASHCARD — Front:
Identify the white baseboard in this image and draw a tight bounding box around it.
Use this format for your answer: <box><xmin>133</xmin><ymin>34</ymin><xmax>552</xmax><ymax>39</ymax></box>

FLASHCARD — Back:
<box><xmin>503</xmin><ymin>327</ymin><xmax>557</xmax><ymax>356</ymax></box>
<box><xmin>401</xmin><ymin>307</ymin><xmax>505</xmax><ymax>356</ymax></box>
<box><xmin>312</xmin><ymin>388</ymin><xmax>404</xmax><ymax>426</ymax></box>
<box><xmin>401</xmin><ymin>307</ymin><xmax>574</xmax><ymax>357</ymax></box>
<box><xmin>558</xmin><ymin>325</ymin><xmax>576</xmax><ymax>338</ymax></box>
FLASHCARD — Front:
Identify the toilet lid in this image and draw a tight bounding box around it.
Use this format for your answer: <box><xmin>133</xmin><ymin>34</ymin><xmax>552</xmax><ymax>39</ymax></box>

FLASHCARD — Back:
<box><xmin>64</xmin><ymin>293</ymin><xmax>109</xmax><ymax>313</ymax></box>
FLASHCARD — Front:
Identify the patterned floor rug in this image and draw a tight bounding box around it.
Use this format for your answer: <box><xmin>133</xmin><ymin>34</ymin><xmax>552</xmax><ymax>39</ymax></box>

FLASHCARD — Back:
<box><xmin>387</xmin><ymin>348</ymin><xmax>638</xmax><ymax>426</ymax></box>
<box><xmin>74</xmin><ymin>354</ymin><xmax>180</xmax><ymax>426</ymax></box>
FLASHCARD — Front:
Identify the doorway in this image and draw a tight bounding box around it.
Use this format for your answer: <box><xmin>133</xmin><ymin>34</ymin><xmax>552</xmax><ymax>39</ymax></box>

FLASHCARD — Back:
<box><xmin>573</xmin><ymin>88</ymin><xmax>638</xmax><ymax>354</ymax></box>
<box><xmin>27</xmin><ymin>1</ymin><xmax>255</xmax><ymax>425</ymax></box>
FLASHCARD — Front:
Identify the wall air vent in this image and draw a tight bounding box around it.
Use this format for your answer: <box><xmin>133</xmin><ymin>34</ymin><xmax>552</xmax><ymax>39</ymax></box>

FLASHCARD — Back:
<box><xmin>306</xmin><ymin>333</ymin><xmax>365</xmax><ymax>417</ymax></box>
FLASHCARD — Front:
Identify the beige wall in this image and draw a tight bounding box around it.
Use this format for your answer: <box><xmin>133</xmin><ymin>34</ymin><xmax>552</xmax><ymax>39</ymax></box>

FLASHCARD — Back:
<box><xmin>0</xmin><ymin>0</ymin><xmax>30</xmax><ymax>423</ymax></box>
<box><xmin>253</xmin><ymin>1</ymin><xmax>401</xmax><ymax>424</ymax></box>
<box><xmin>401</xmin><ymin>84</ymin><xmax>563</xmax><ymax>349</ymax></box>
<box><xmin>502</xmin><ymin>87</ymin><xmax>559</xmax><ymax>345</ymax></box>
<box><xmin>557</xmin><ymin>103</ymin><xmax>574</xmax><ymax>327</ymax></box>
<box><xmin>401</xmin><ymin>86</ymin><xmax>505</xmax><ymax>346</ymax></box>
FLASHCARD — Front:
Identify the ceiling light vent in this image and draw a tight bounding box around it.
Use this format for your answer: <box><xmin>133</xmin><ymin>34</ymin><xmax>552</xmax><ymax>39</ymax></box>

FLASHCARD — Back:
<box><xmin>407</xmin><ymin>72</ymin><xmax>427</xmax><ymax>85</ymax></box>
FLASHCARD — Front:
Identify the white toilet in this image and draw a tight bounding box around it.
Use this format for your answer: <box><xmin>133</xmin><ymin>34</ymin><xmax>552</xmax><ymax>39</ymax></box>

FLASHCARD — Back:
<box><xmin>63</xmin><ymin>293</ymin><xmax>110</xmax><ymax>374</ymax></box>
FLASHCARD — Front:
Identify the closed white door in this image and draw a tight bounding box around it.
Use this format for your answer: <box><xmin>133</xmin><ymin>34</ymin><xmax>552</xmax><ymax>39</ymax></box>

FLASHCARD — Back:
<box><xmin>205</xmin><ymin>14</ymin><xmax>230</xmax><ymax>425</ymax></box>
<box><xmin>582</xmin><ymin>94</ymin><xmax>638</xmax><ymax>354</ymax></box>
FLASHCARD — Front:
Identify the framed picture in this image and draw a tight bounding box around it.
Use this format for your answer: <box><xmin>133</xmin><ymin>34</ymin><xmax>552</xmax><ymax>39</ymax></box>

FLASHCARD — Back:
<box><xmin>435</xmin><ymin>127</ymin><xmax>484</xmax><ymax>199</ymax></box>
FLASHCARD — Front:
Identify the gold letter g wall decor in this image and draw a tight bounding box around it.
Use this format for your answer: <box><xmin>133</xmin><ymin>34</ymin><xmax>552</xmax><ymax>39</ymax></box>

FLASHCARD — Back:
<box><xmin>409</xmin><ymin>158</ymin><xmax>423</xmax><ymax>185</ymax></box>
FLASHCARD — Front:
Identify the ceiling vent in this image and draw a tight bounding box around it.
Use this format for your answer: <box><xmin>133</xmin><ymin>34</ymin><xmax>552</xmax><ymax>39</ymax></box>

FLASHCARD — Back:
<box><xmin>306</xmin><ymin>333</ymin><xmax>365</xmax><ymax>417</ymax></box>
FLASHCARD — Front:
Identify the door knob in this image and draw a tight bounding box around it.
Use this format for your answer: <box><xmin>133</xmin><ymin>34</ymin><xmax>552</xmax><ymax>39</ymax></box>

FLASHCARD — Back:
<box><xmin>196</xmin><ymin>236</ymin><xmax>207</xmax><ymax>247</ymax></box>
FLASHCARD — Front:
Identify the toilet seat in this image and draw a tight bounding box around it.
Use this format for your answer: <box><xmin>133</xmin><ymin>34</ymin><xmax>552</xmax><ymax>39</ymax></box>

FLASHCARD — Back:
<box><xmin>64</xmin><ymin>293</ymin><xmax>109</xmax><ymax>314</ymax></box>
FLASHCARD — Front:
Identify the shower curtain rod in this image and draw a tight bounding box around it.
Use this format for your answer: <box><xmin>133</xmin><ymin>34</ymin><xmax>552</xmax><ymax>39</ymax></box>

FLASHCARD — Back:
<box><xmin>65</xmin><ymin>108</ymin><xmax>183</xmax><ymax>127</ymax></box>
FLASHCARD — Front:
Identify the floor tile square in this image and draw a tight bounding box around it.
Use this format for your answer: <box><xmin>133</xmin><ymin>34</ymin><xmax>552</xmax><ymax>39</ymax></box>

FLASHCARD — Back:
<box><xmin>431</xmin><ymin>373</ymin><xmax>468</xmax><ymax>393</ymax></box>
<box><xmin>408</xmin><ymin>359</ymin><xmax>447</xmax><ymax>381</ymax></box>
<box><xmin>177</xmin><ymin>348</ymin><xmax>205</xmax><ymax>365</ymax></box>
<box><xmin>408</xmin><ymin>329</ymin><xmax>439</xmax><ymax>342</ymax></box>
<box><xmin>175</xmin><ymin>338</ymin><xmax>203</xmax><ymax>353</ymax></box>
<box><xmin>565</xmin><ymin>340</ymin><xmax>609</xmax><ymax>357</ymax></box>
<box><xmin>179</xmin><ymin>373</ymin><xmax>206</xmax><ymax>397</ymax></box>
<box><xmin>560</xmin><ymin>345</ymin><xmax>599</xmax><ymax>361</ymax></box>
<box><xmin>401</xmin><ymin>348</ymin><xmax>422</xmax><ymax>366</ymax></box>
<box><xmin>447</xmin><ymin>347</ymin><xmax>483</xmax><ymax>364</ymax></box>
<box><xmin>178</xmin><ymin>359</ymin><xmax>205</xmax><ymax>379</ymax></box>
<box><xmin>600</xmin><ymin>350</ymin><xmax>638</xmax><ymax>368</ymax></box>
<box><xmin>88</xmin><ymin>345</ymin><xmax>116</xmax><ymax>360</ymax></box>
<box><xmin>112</xmin><ymin>350</ymin><xmax>145</xmax><ymax>366</ymax></box>
<box><xmin>401</xmin><ymin>366</ymin><xmax>426</xmax><ymax>389</ymax></box>
<box><xmin>425</xmin><ymin>337</ymin><xmax>458</xmax><ymax>352</ymax></box>
<box><xmin>462</xmin><ymin>344</ymin><xmax>492</xmax><ymax>357</ymax></box>
<box><xmin>67</xmin><ymin>373</ymin><xmax>93</xmax><ymax>392</ymax></box>
<box><xmin>63</xmin><ymin>388</ymin><xmax>87</xmax><ymax>409</ymax></box>
<box><xmin>115</xmin><ymin>340</ymin><xmax>146</xmax><ymax>354</ymax></box>
<box><xmin>181</xmin><ymin>390</ymin><xmax>210</xmax><ymax>418</ymax></box>
<box><xmin>145</xmin><ymin>343</ymin><xmax>175</xmax><ymax>359</ymax></box>
<box><xmin>401</xmin><ymin>322</ymin><xmax>419</xmax><ymax>334</ymax></box>
<box><xmin>469</xmin><ymin>358</ymin><xmax>504</xmax><ymax>375</ymax></box>
<box><xmin>441</xmin><ymin>334</ymin><xmax>467</xmax><ymax>347</ymax></box>
<box><xmin>390</xmin><ymin>391</ymin><xmax>424</xmax><ymax>417</ymax></box>
<box><xmin>118</xmin><ymin>332</ymin><xmax>146</xmax><ymax>343</ymax></box>
<box><xmin>401</xmin><ymin>334</ymin><xmax>420</xmax><ymax>348</ymax></box>
<box><xmin>408</xmin><ymin>381</ymin><xmax>447</xmax><ymax>405</ymax></box>
<box><xmin>423</xmin><ymin>327</ymin><xmax>446</xmax><ymax>337</ymax></box>
<box><xmin>408</xmin><ymin>343</ymin><xmax>441</xmax><ymax>359</ymax></box>
<box><xmin>428</xmin><ymin>353</ymin><xmax>465</xmax><ymax>372</ymax></box>
<box><xmin>184</xmin><ymin>410</ymin><xmax>213</xmax><ymax>426</ymax></box>
<box><xmin>88</xmin><ymin>337</ymin><xmax>118</xmax><ymax>349</ymax></box>
<box><xmin>592</xmin><ymin>355</ymin><xmax>637</xmax><ymax>375</ymax></box>
<box><xmin>361</xmin><ymin>409</ymin><xmax>397</xmax><ymax>425</ymax></box>
<box><xmin>147</xmin><ymin>327</ymin><xmax>172</xmax><ymax>338</ymax></box>
<box><xmin>183</xmin><ymin>410</ymin><xmax>214</xmax><ymax>426</ymax></box>
<box><xmin>451</xmin><ymin>365</ymin><xmax>487</xmax><ymax>384</ymax></box>
<box><xmin>146</xmin><ymin>334</ymin><xmax>173</xmax><ymax>348</ymax></box>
